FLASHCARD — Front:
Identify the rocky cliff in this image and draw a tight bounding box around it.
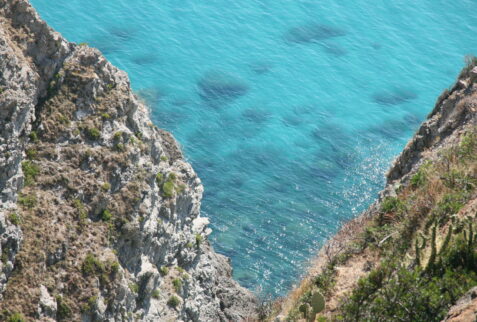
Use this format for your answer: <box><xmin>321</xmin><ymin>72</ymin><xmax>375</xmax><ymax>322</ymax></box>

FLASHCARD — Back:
<box><xmin>270</xmin><ymin>59</ymin><xmax>477</xmax><ymax>321</ymax></box>
<box><xmin>0</xmin><ymin>1</ymin><xmax>257</xmax><ymax>320</ymax></box>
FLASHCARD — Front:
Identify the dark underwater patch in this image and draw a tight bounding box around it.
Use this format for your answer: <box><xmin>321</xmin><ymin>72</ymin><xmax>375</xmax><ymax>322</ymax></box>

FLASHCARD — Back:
<box><xmin>372</xmin><ymin>88</ymin><xmax>418</xmax><ymax>106</ymax></box>
<box><xmin>108</xmin><ymin>26</ymin><xmax>136</xmax><ymax>41</ymax></box>
<box><xmin>284</xmin><ymin>23</ymin><xmax>346</xmax><ymax>44</ymax></box>
<box><xmin>310</xmin><ymin>166</ymin><xmax>336</xmax><ymax>182</ymax></box>
<box><xmin>91</xmin><ymin>27</ymin><xmax>136</xmax><ymax>55</ymax></box>
<box><xmin>230</xmin><ymin>145</ymin><xmax>284</xmax><ymax>173</ymax></box>
<box><xmin>171</xmin><ymin>98</ymin><xmax>190</xmax><ymax>106</ymax></box>
<box><xmin>197</xmin><ymin>71</ymin><xmax>249</xmax><ymax>102</ymax></box>
<box><xmin>371</xmin><ymin>42</ymin><xmax>382</xmax><ymax>50</ymax></box>
<box><xmin>292</xmin><ymin>104</ymin><xmax>316</xmax><ymax>115</ymax></box>
<box><xmin>242</xmin><ymin>224</ymin><xmax>256</xmax><ymax>234</ymax></box>
<box><xmin>321</xmin><ymin>42</ymin><xmax>347</xmax><ymax>57</ymax></box>
<box><xmin>403</xmin><ymin>113</ymin><xmax>422</xmax><ymax>126</ymax></box>
<box><xmin>311</xmin><ymin>124</ymin><xmax>355</xmax><ymax>171</ymax></box>
<box><xmin>249</xmin><ymin>62</ymin><xmax>273</xmax><ymax>75</ymax></box>
<box><xmin>132</xmin><ymin>54</ymin><xmax>160</xmax><ymax>65</ymax></box>
<box><xmin>282</xmin><ymin>114</ymin><xmax>304</xmax><ymax>127</ymax></box>
<box><xmin>368</xmin><ymin>116</ymin><xmax>418</xmax><ymax>141</ymax></box>
<box><xmin>229</xmin><ymin>173</ymin><xmax>245</xmax><ymax>188</ymax></box>
<box><xmin>187</xmin><ymin>128</ymin><xmax>221</xmax><ymax>149</ymax></box>
<box><xmin>90</xmin><ymin>36</ymin><xmax>121</xmax><ymax>55</ymax></box>
<box><xmin>241</xmin><ymin>108</ymin><xmax>271</xmax><ymax>123</ymax></box>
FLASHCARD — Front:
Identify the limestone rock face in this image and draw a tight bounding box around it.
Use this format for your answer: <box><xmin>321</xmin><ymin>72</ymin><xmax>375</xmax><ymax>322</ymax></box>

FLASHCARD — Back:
<box><xmin>0</xmin><ymin>0</ymin><xmax>257</xmax><ymax>320</ymax></box>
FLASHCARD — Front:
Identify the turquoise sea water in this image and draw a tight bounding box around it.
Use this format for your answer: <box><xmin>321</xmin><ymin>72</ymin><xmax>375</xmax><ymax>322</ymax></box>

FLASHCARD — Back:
<box><xmin>31</xmin><ymin>0</ymin><xmax>477</xmax><ymax>297</ymax></box>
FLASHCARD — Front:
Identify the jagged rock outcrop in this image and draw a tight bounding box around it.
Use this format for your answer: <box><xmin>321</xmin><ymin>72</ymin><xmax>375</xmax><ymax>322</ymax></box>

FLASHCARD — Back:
<box><xmin>0</xmin><ymin>0</ymin><xmax>257</xmax><ymax>320</ymax></box>
<box><xmin>387</xmin><ymin>63</ymin><xmax>477</xmax><ymax>182</ymax></box>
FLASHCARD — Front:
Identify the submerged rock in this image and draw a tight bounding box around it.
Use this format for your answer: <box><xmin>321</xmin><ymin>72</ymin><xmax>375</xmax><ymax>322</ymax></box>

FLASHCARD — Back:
<box><xmin>197</xmin><ymin>70</ymin><xmax>249</xmax><ymax>102</ymax></box>
<box><xmin>284</xmin><ymin>23</ymin><xmax>346</xmax><ymax>44</ymax></box>
<box><xmin>372</xmin><ymin>88</ymin><xmax>418</xmax><ymax>106</ymax></box>
<box><xmin>249</xmin><ymin>62</ymin><xmax>273</xmax><ymax>75</ymax></box>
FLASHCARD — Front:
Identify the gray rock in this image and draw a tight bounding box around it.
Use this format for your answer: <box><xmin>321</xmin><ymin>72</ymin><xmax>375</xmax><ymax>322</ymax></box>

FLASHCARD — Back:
<box><xmin>38</xmin><ymin>285</ymin><xmax>57</xmax><ymax>320</ymax></box>
<box><xmin>46</xmin><ymin>243</ymin><xmax>67</xmax><ymax>266</ymax></box>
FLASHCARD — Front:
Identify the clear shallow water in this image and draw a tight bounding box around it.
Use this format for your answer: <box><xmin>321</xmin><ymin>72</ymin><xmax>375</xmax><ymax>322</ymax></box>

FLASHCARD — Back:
<box><xmin>31</xmin><ymin>0</ymin><xmax>477</xmax><ymax>297</ymax></box>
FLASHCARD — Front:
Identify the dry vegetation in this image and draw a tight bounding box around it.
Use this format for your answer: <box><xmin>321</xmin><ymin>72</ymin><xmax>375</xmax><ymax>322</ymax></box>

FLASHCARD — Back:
<box><xmin>0</xmin><ymin>51</ymin><xmax>150</xmax><ymax>321</ymax></box>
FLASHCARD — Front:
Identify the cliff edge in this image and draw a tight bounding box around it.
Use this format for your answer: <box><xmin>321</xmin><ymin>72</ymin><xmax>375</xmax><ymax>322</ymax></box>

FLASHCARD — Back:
<box><xmin>0</xmin><ymin>1</ymin><xmax>257</xmax><ymax>320</ymax></box>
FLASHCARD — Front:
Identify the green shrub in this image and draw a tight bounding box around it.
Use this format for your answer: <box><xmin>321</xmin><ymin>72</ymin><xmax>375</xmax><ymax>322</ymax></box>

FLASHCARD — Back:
<box><xmin>113</xmin><ymin>131</ymin><xmax>123</xmax><ymax>140</ymax></box>
<box><xmin>101</xmin><ymin>209</ymin><xmax>113</xmax><ymax>221</ymax></box>
<box><xmin>342</xmin><ymin>265</ymin><xmax>477</xmax><ymax>321</ymax></box>
<box><xmin>82</xmin><ymin>253</ymin><xmax>105</xmax><ymax>276</ymax></box>
<box><xmin>162</xmin><ymin>180</ymin><xmax>175</xmax><ymax>198</ymax></box>
<box><xmin>18</xmin><ymin>193</ymin><xmax>37</xmax><ymax>209</ymax></box>
<box><xmin>56</xmin><ymin>296</ymin><xmax>72</xmax><ymax>320</ymax></box>
<box><xmin>129</xmin><ymin>283</ymin><xmax>139</xmax><ymax>293</ymax></box>
<box><xmin>167</xmin><ymin>295</ymin><xmax>180</xmax><ymax>308</ymax></box>
<box><xmin>73</xmin><ymin>199</ymin><xmax>88</xmax><ymax>224</ymax></box>
<box><xmin>73</xmin><ymin>199</ymin><xmax>83</xmax><ymax>209</ymax></box>
<box><xmin>410</xmin><ymin>170</ymin><xmax>426</xmax><ymax>188</ymax></box>
<box><xmin>195</xmin><ymin>234</ymin><xmax>203</xmax><ymax>246</ymax></box>
<box><xmin>360</xmin><ymin>223</ymin><xmax>393</xmax><ymax>250</ymax></box>
<box><xmin>86</xmin><ymin>127</ymin><xmax>101</xmax><ymax>140</ymax></box>
<box><xmin>458</xmin><ymin>130</ymin><xmax>477</xmax><ymax>159</ymax></box>
<box><xmin>159</xmin><ymin>266</ymin><xmax>169</xmax><ymax>276</ymax></box>
<box><xmin>434</xmin><ymin>193</ymin><xmax>467</xmax><ymax>224</ymax></box>
<box><xmin>115</xmin><ymin>143</ymin><xmax>125</xmax><ymax>152</ymax></box>
<box><xmin>21</xmin><ymin>161</ymin><xmax>40</xmax><ymax>186</ymax></box>
<box><xmin>156</xmin><ymin>172</ymin><xmax>164</xmax><ymax>185</ymax></box>
<box><xmin>442</xmin><ymin>170</ymin><xmax>475</xmax><ymax>191</ymax></box>
<box><xmin>342</xmin><ymin>220</ymin><xmax>477</xmax><ymax>322</ymax></box>
<box><xmin>82</xmin><ymin>296</ymin><xmax>98</xmax><ymax>312</ymax></box>
<box><xmin>101</xmin><ymin>182</ymin><xmax>111</xmax><ymax>191</ymax></box>
<box><xmin>111</xmin><ymin>261</ymin><xmax>120</xmax><ymax>274</ymax></box>
<box><xmin>7</xmin><ymin>313</ymin><xmax>25</xmax><ymax>322</ymax></box>
<box><xmin>25</xmin><ymin>148</ymin><xmax>37</xmax><ymax>160</ymax></box>
<box><xmin>314</xmin><ymin>266</ymin><xmax>336</xmax><ymax>295</ymax></box>
<box><xmin>1</xmin><ymin>248</ymin><xmax>9</xmax><ymax>264</ymax></box>
<box><xmin>380</xmin><ymin>197</ymin><xmax>405</xmax><ymax>214</ymax></box>
<box><xmin>29</xmin><ymin>131</ymin><xmax>39</xmax><ymax>142</ymax></box>
<box><xmin>160</xmin><ymin>155</ymin><xmax>168</xmax><ymax>162</ymax></box>
<box><xmin>172</xmin><ymin>278</ymin><xmax>182</xmax><ymax>292</ymax></box>
<box><xmin>8</xmin><ymin>213</ymin><xmax>21</xmax><ymax>225</ymax></box>
<box><xmin>151</xmin><ymin>289</ymin><xmax>160</xmax><ymax>299</ymax></box>
<box><xmin>101</xmin><ymin>113</ymin><xmax>111</xmax><ymax>119</ymax></box>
